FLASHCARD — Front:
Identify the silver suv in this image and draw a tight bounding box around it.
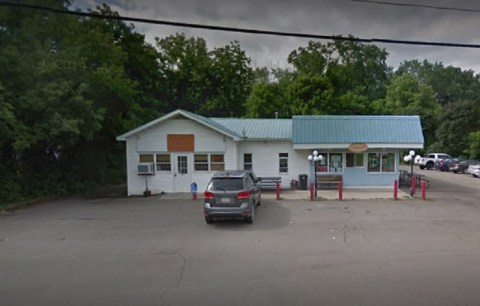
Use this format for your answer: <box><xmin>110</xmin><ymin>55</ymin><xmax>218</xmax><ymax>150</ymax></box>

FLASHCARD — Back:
<box><xmin>203</xmin><ymin>170</ymin><xmax>262</xmax><ymax>224</ymax></box>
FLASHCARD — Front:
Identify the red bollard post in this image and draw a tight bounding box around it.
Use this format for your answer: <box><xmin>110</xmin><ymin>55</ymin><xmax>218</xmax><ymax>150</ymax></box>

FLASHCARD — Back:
<box><xmin>276</xmin><ymin>180</ymin><xmax>280</xmax><ymax>200</ymax></box>
<box><xmin>411</xmin><ymin>175</ymin><xmax>417</xmax><ymax>195</ymax></box>
<box><xmin>338</xmin><ymin>182</ymin><xmax>343</xmax><ymax>201</ymax></box>
<box><xmin>310</xmin><ymin>182</ymin><xmax>314</xmax><ymax>201</ymax></box>
<box><xmin>394</xmin><ymin>180</ymin><xmax>398</xmax><ymax>200</ymax></box>
<box><xmin>421</xmin><ymin>181</ymin><xmax>426</xmax><ymax>200</ymax></box>
<box><xmin>192</xmin><ymin>193</ymin><xmax>197</xmax><ymax>200</ymax></box>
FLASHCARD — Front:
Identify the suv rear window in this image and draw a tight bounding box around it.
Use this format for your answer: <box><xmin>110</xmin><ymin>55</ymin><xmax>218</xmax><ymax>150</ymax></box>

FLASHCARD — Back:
<box><xmin>208</xmin><ymin>178</ymin><xmax>244</xmax><ymax>191</ymax></box>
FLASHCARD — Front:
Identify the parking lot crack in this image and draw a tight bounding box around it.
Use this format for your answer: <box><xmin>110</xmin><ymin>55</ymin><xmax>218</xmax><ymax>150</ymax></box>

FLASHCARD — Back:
<box><xmin>343</xmin><ymin>225</ymin><xmax>349</xmax><ymax>246</ymax></box>
<box><xmin>158</xmin><ymin>248</ymin><xmax>186</xmax><ymax>287</ymax></box>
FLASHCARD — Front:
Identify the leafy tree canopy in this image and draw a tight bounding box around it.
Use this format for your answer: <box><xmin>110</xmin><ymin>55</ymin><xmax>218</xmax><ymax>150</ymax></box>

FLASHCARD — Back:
<box><xmin>2</xmin><ymin>2</ymin><xmax>480</xmax><ymax>205</ymax></box>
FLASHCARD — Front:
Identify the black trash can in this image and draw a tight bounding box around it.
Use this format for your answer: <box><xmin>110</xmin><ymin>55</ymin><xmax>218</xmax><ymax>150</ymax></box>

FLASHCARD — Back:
<box><xmin>299</xmin><ymin>174</ymin><xmax>308</xmax><ymax>190</ymax></box>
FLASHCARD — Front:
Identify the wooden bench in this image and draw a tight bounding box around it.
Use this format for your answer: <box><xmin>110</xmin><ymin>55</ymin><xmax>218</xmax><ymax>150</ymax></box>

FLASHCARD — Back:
<box><xmin>316</xmin><ymin>175</ymin><xmax>342</xmax><ymax>189</ymax></box>
<box><xmin>259</xmin><ymin>176</ymin><xmax>282</xmax><ymax>189</ymax></box>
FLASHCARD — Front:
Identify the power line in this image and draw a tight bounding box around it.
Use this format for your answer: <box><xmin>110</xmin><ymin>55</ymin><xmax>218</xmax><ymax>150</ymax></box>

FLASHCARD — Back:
<box><xmin>1</xmin><ymin>1</ymin><xmax>480</xmax><ymax>49</ymax></box>
<box><xmin>346</xmin><ymin>0</ymin><xmax>480</xmax><ymax>13</ymax></box>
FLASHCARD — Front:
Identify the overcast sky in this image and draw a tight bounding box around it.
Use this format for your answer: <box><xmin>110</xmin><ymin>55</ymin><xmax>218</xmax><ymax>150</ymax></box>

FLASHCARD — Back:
<box><xmin>77</xmin><ymin>0</ymin><xmax>480</xmax><ymax>73</ymax></box>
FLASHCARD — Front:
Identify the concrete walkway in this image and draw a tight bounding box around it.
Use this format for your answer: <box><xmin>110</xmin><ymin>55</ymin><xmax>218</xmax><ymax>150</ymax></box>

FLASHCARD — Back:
<box><xmin>157</xmin><ymin>188</ymin><xmax>409</xmax><ymax>201</ymax></box>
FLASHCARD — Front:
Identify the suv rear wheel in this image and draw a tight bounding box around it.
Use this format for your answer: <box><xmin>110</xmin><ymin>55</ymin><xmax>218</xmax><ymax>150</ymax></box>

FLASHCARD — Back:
<box><xmin>426</xmin><ymin>162</ymin><xmax>434</xmax><ymax>170</ymax></box>
<box><xmin>245</xmin><ymin>205</ymin><xmax>255</xmax><ymax>224</ymax></box>
<box><xmin>205</xmin><ymin>216</ymin><xmax>213</xmax><ymax>224</ymax></box>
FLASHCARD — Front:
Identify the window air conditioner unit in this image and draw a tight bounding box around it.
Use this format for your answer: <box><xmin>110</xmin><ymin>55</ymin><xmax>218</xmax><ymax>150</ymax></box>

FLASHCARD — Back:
<box><xmin>137</xmin><ymin>163</ymin><xmax>155</xmax><ymax>175</ymax></box>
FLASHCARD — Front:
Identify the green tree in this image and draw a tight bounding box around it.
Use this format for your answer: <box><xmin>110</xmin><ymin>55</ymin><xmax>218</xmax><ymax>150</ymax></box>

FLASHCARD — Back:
<box><xmin>155</xmin><ymin>35</ymin><xmax>254</xmax><ymax>117</ymax></box>
<box><xmin>286</xmin><ymin>75</ymin><xmax>334</xmax><ymax>115</ymax></box>
<box><xmin>200</xmin><ymin>41</ymin><xmax>254</xmax><ymax>117</ymax></box>
<box><xmin>245</xmin><ymin>83</ymin><xmax>286</xmax><ymax>118</ymax></box>
<box><xmin>247</xmin><ymin>38</ymin><xmax>390</xmax><ymax>117</ymax></box>
<box><xmin>466</xmin><ymin>131</ymin><xmax>480</xmax><ymax>159</ymax></box>
<box><xmin>430</xmin><ymin>100</ymin><xmax>480</xmax><ymax>156</ymax></box>
<box><xmin>155</xmin><ymin>33</ymin><xmax>211</xmax><ymax>113</ymax></box>
<box><xmin>0</xmin><ymin>2</ymin><xmax>164</xmax><ymax>203</ymax></box>
<box><xmin>378</xmin><ymin>74</ymin><xmax>440</xmax><ymax>149</ymax></box>
<box><xmin>245</xmin><ymin>68</ymin><xmax>294</xmax><ymax>118</ymax></box>
<box><xmin>278</xmin><ymin>38</ymin><xmax>390</xmax><ymax>116</ymax></box>
<box><xmin>253</xmin><ymin>67</ymin><xmax>270</xmax><ymax>84</ymax></box>
<box><xmin>396</xmin><ymin>60</ymin><xmax>480</xmax><ymax>105</ymax></box>
<box><xmin>327</xmin><ymin>39</ymin><xmax>391</xmax><ymax>102</ymax></box>
<box><xmin>336</xmin><ymin>92</ymin><xmax>370</xmax><ymax>115</ymax></box>
<box><xmin>396</xmin><ymin>60</ymin><xmax>480</xmax><ymax>154</ymax></box>
<box><xmin>287</xmin><ymin>41</ymin><xmax>330</xmax><ymax>75</ymax></box>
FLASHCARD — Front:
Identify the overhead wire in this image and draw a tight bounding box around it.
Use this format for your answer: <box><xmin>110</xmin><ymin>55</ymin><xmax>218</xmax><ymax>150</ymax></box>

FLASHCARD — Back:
<box><xmin>1</xmin><ymin>1</ymin><xmax>480</xmax><ymax>49</ymax></box>
<box><xmin>346</xmin><ymin>0</ymin><xmax>480</xmax><ymax>14</ymax></box>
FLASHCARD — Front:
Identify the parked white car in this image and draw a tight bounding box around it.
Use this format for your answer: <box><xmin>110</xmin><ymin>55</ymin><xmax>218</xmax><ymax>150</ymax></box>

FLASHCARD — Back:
<box><xmin>466</xmin><ymin>163</ymin><xmax>480</xmax><ymax>177</ymax></box>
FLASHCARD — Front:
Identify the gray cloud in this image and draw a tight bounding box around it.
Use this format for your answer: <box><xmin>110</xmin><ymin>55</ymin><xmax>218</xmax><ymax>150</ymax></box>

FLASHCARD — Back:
<box><xmin>76</xmin><ymin>0</ymin><xmax>480</xmax><ymax>72</ymax></box>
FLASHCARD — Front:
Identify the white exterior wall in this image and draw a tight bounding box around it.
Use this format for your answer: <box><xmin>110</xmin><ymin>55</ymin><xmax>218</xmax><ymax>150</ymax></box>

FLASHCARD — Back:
<box><xmin>237</xmin><ymin>140</ymin><xmax>310</xmax><ymax>188</ymax></box>
<box><xmin>122</xmin><ymin>117</ymin><xmax>405</xmax><ymax>195</ymax></box>
<box><xmin>125</xmin><ymin>118</ymin><xmax>236</xmax><ymax>195</ymax></box>
<box><xmin>136</xmin><ymin>119</ymin><xmax>227</xmax><ymax>152</ymax></box>
<box><xmin>126</xmin><ymin>139</ymin><xmax>141</xmax><ymax>196</ymax></box>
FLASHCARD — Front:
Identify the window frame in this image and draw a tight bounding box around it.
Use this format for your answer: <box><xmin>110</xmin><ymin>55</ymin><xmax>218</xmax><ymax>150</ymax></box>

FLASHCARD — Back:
<box><xmin>194</xmin><ymin>154</ymin><xmax>209</xmax><ymax>172</ymax></box>
<box><xmin>329</xmin><ymin>153</ymin><xmax>343</xmax><ymax>173</ymax></box>
<box><xmin>193</xmin><ymin>153</ymin><xmax>226</xmax><ymax>172</ymax></box>
<box><xmin>346</xmin><ymin>153</ymin><xmax>365</xmax><ymax>168</ymax></box>
<box><xmin>381</xmin><ymin>152</ymin><xmax>396</xmax><ymax>173</ymax></box>
<box><xmin>155</xmin><ymin>153</ymin><xmax>172</xmax><ymax>172</ymax></box>
<box><xmin>244</xmin><ymin>153</ymin><xmax>253</xmax><ymax>170</ymax></box>
<box><xmin>210</xmin><ymin>154</ymin><xmax>225</xmax><ymax>171</ymax></box>
<box><xmin>139</xmin><ymin>154</ymin><xmax>154</xmax><ymax>163</ymax></box>
<box><xmin>313</xmin><ymin>152</ymin><xmax>344</xmax><ymax>173</ymax></box>
<box><xmin>279</xmin><ymin>153</ymin><xmax>289</xmax><ymax>173</ymax></box>
<box><xmin>367</xmin><ymin>152</ymin><xmax>396</xmax><ymax>173</ymax></box>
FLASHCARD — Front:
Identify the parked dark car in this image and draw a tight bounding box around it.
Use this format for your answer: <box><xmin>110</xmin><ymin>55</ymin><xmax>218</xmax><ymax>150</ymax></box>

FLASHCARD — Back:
<box><xmin>436</xmin><ymin>158</ymin><xmax>462</xmax><ymax>172</ymax></box>
<box><xmin>204</xmin><ymin>170</ymin><xmax>262</xmax><ymax>224</ymax></box>
<box><xmin>450</xmin><ymin>159</ymin><xmax>479</xmax><ymax>174</ymax></box>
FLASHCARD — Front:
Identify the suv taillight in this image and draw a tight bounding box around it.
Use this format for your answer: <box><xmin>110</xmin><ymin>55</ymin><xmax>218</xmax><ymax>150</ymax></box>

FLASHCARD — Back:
<box><xmin>204</xmin><ymin>191</ymin><xmax>215</xmax><ymax>199</ymax></box>
<box><xmin>237</xmin><ymin>191</ymin><xmax>250</xmax><ymax>200</ymax></box>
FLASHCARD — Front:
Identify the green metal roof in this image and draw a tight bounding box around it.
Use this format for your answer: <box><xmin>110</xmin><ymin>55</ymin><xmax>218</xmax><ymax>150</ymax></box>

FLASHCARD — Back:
<box><xmin>212</xmin><ymin>118</ymin><xmax>292</xmax><ymax>139</ymax></box>
<box><xmin>179</xmin><ymin>110</ymin><xmax>242</xmax><ymax>138</ymax></box>
<box><xmin>292</xmin><ymin>115</ymin><xmax>424</xmax><ymax>144</ymax></box>
<box><xmin>117</xmin><ymin>109</ymin><xmax>424</xmax><ymax>146</ymax></box>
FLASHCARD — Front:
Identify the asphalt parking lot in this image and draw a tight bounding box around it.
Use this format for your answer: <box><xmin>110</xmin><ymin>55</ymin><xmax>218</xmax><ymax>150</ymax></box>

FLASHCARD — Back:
<box><xmin>1</xmin><ymin>171</ymin><xmax>480</xmax><ymax>306</ymax></box>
